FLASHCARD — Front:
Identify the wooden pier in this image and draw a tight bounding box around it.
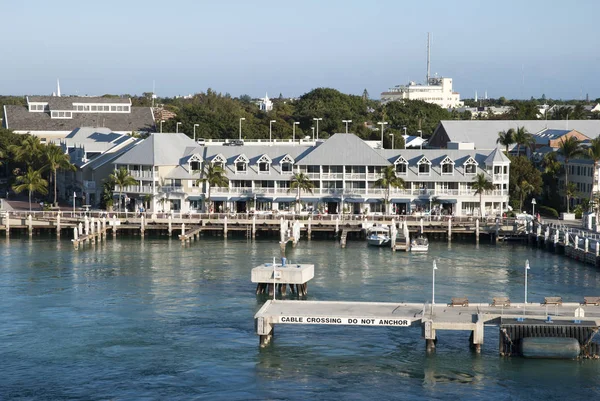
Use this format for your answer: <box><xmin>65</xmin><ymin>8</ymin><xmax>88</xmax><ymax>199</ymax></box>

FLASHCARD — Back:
<box><xmin>254</xmin><ymin>299</ymin><xmax>600</xmax><ymax>357</ymax></box>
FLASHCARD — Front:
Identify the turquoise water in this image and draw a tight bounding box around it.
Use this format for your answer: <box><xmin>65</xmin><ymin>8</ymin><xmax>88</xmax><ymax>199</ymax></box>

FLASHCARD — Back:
<box><xmin>1</xmin><ymin>236</ymin><xmax>600</xmax><ymax>400</ymax></box>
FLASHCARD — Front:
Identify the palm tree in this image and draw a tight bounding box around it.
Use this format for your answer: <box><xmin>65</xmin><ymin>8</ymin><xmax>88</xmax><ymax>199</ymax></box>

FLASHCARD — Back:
<box><xmin>196</xmin><ymin>164</ymin><xmax>229</xmax><ymax>212</ymax></box>
<box><xmin>472</xmin><ymin>173</ymin><xmax>495</xmax><ymax>217</ymax></box>
<box><xmin>8</xmin><ymin>135</ymin><xmax>43</xmax><ymax>166</ymax></box>
<box><xmin>288</xmin><ymin>172</ymin><xmax>314</xmax><ymax>213</ymax></box>
<box><xmin>565</xmin><ymin>182</ymin><xmax>578</xmax><ymax>211</ymax></box>
<box><xmin>558</xmin><ymin>136</ymin><xmax>584</xmax><ymax>213</ymax></box>
<box><xmin>374</xmin><ymin>166</ymin><xmax>405</xmax><ymax>214</ymax></box>
<box><xmin>12</xmin><ymin>167</ymin><xmax>48</xmax><ymax>211</ymax></box>
<box><xmin>586</xmin><ymin>137</ymin><xmax>600</xmax><ymax>210</ymax></box>
<box><xmin>109</xmin><ymin>167</ymin><xmax>138</xmax><ymax>212</ymax></box>
<box><xmin>43</xmin><ymin>144</ymin><xmax>76</xmax><ymax>206</ymax></box>
<box><xmin>496</xmin><ymin>129</ymin><xmax>515</xmax><ymax>153</ymax></box>
<box><xmin>101</xmin><ymin>179</ymin><xmax>115</xmax><ymax>211</ymax></box>
<box><xmin>516</xmin><ymin>180</ymin><xmax>535</xmax><ymax>211</ymax></box>
<box><xmin>512</xmin><ymin>126</ymin><xmax>534</xmax><ymax>157</ymax></box>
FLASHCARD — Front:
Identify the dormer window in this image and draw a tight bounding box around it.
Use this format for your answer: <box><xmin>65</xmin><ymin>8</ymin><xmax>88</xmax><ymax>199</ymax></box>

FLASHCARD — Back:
<box><xmin>417</xmin><ymin>156</ymin><xmax>431</xmax><ymax>176</ymax></box>
<box><xmin>257</xmin><ymin>154</ymin><xmax>271</xmax><ymax>174</ymax></box>
<box><xmin>463</xmin><ymin>157</ymin><xmax>478</xmax><ymax>175</ymax></box>
<box><xmin>440</xmin><ymin>156</ymin><xmax>454</xmax><ymax>175</ymax></box>
<box><xmin>211</xmin><ymin>154</ymin><xmax>226</xmax><ymax>169</ymax></box>
<box><xmin>189</xmin><ymin>154</ymin><xmax>202</xmax><ymax>172</ymax></box>
<box><xmin>394</xmin><ymin>156</ymin><xmax>408</xmax><ymax>175</ymax></box>
<box><xmin>280</xmin><ymin>154</ymin><xmax>295</xmax><ymax>174</ymax></box>
<box><xmin>234</xmin><ymin>154</ymin><xmax>249</xmax><ymax>174</ymax></box>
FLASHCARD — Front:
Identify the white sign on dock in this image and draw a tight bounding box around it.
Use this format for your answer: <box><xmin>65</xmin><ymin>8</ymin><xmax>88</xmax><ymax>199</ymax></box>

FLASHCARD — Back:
<box><xmin>251</xmin><ymin>263</ymin><xmax>314</xmax><ymax>284</ymax></box>
<box><xmin>277</xmin><ymin>315</ymin><xmax>410</xmax><ymax>326</ymax></box>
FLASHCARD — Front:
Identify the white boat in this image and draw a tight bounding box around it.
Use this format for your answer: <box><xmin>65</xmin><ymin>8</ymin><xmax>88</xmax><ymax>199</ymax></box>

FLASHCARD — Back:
<box><xmin>367</xmin><ymin>226</ymin><xmax>391</xmax><ymax>247</ymax></box>
<box><xmin>410</xmin><ymin>235</ymin><xmax>429</xmax><ymax>252</ymax></box>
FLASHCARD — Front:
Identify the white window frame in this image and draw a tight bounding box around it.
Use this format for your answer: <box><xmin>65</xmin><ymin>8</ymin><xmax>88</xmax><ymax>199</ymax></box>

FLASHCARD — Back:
<box><xmin>440</xmin><ymin>156</ymin><xmax>455</xmax><ymax>175</ymax></box>
<box><xmin>211</xmin><ymin>154</ymin><xmax>227</xmax><ymax>170</ymax></box>
<box><xmin>417</xmin><ymin>156</ymin><xmax>431</xmax><ymax>176</ymax></box>
<box><xmin>279</xmin><ymin>154</ymin><xmax>295</xmax><ymax>174</ymax></box>
<box><xmin>234</xmin><ymin>154</ymin><xmax>249</xmax><ymax>174</ymax></box>
<box><xmin>257</xmin><ymin>154</ymin><xmax>272</xmax><ymax>174</ymax></box>
<box><xmin>393</xmin><ymin>156</ymin><xmax>408</xmax><ymax>176</ymax></box>
<box><xmin>463</xmin><ymin>156</ymin><xmax>478</xmax><ymax>175</ymax></box>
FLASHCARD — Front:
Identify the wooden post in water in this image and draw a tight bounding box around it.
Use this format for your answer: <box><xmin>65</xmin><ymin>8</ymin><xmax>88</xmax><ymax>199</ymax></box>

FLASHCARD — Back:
<box><xmin>102</xmin><ymin>217</ymin><xmax>107</xmax><ymax>239</ymax></box>
<box><xmin>28</xmin><ymin>214</ymin><xmax>33</xmax><ymax>236</ymax></box>
<box><xmin>575</xmin><ymin>235</ymin><xmax>579</xmax><ymax>250</ymax></box>
<box><xmin>181</xmin><ymin>223</ymin><xmax>186</xmax><ymax>239</ymax></box>
<box><xmin>140</xmin><ymin>214</ymin><xmax>145</xmax><ymax>237</ymax></box>
<box><xmin>447</xmin><ymin>217</ymin><xmax>452</xmax><ymax>242</ymax></box>
<box><xmin>335</xmin><ymin>217</ymin><xmax>339</xmax><ymax>234</ymax></box>
<box><xmin>112</xmin><ymin>215</ymin><xmax>117</xmax><ymax>237</ymax></box>
<box><xmin>5</xmin><ymin>211</ymin><xmax>9</xmax><ymax>237</ymax></box>
<box><xmin>252</xmin><ymin>214</ymin><xmax>256</xmax><ymax>239</ymax></box>
<box><xmin>56</xmin><ymin>212</ymin><xmax>61</xmax><ymax>237</ymax></box>
<box><xmin>73</xmin><ymin>227</ymin><xmax>79</xmax><ymax>249</ymax></box>
<box><xmin>78</xmin><ymin>222</ymin><xmax>83</xmax><ymax>236</ymax></box>
<box><xmin>307</xmin><ymin>217</ymin><xmax>312</xmax><ymax>240</ymax></box>
<box><xmin>97</xmin><ymin>220</ymin><xmax>102</xmax><ymax>242</ymax></box>
<box><xmin>420</xmin><ymin>218</ymin><xmax>424</xmax><ymax>234</ymax></box>
<box><xmin>585</xmin><ymin>238</ymin><xmax>589</xmax><ymax>253</ymax></box>
<box><xmin>475</xmin><ymin>219</ymin><xmax>479</xmax><ymax>243</ymax></box>
<box><xmin>223</xmin><ymin>216</ymin><xmax>228</xmax><ymax>237</ymax></box>
<box><xmin>168</xmin><ymin>215</ymin><xmax>172</xmax><ymax>236</ymax></box>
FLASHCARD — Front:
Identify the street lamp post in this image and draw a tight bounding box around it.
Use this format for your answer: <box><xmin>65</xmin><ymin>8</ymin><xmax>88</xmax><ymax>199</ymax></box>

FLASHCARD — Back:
<box><xmin>389</xmin><ymin>133</ymin><xmax>395</xmax><ymax>150</ymax></box>
<box><xmin>342</xmin><ymin>119</ymin><xmax>352</xmax><ymax>134</ymax></box>
<box><xmin>418</xmin><ymin>130</ymin><xmax>423</xmax><ymax>150</ymax></box>
<box><xmin>313</xmin><ymin>117</ymin><xmax>322</xmax><ymax>140</ymax></box>
<box><xmin>269</xmin><ymin>120</ymin><xmax>276</xmax><ymax>143</ymax></box>
<box><xmin>531</xmin><ymin>198</ymin><xmax>537</xmax><ymax>216</ymax></box>
<box><xmin>176</xmin><ymin>122</ymin><xmax>182</xmax><ymax>134</ymax></box>
<box><xmin>311</xmin><ymin>127</ymin><xmax>315</xmax><ymax>141</ymax></box>
<box><xmin>432</xmin><ymin>260</ymin><xmax>438</xmax><ymax>314</ymax></box>
<box><xmin>524</xmin><ymin>259</ymin><xmax>530</xmax><ymax>318</ymax></box>
<box><xmin>160</xmin><ymin>120</ymin><xmax>165</xmax><ymax>133</ymax></box>
<box><xmin>293</xmin><ymin>121</ymin><xmax>300</xmax><ymax>143</ymax></box>
<box><xmin>239</xmin><ymin>117</ymin><xmax>245</xmax><ymax>141</ymax></box>
<box><xmin>193</xmin><ymin>124</ymin><xmax>199</xmax><ymax>141</ymax></box>
<box><xmin>377</xmin><ymin>121</ymin><xmax>388</xmax><ymax>149</ymax></box>
<box><xmin>403</xmin><ymin>126</ymin><xmax>407</xmax><ymax>136</ymax></box>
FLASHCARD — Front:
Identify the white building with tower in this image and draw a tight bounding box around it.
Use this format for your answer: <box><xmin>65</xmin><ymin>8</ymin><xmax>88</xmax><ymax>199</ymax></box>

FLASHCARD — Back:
<box><xmin>381</xmin><ymin>34</ymin><xmax>463</xmax><ymax>109</ymax></box>
<box><xmin>258</xmin><ymin>93</ymin><xmax>273</xmax><ymax>112</ymax></box>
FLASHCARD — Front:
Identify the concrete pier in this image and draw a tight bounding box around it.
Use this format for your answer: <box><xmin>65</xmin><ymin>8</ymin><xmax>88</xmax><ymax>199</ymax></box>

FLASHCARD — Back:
<box><xmin>252</xmin><ymin>262</ymin><xmax>314</xmax><ymax>297</ymax></box>
<box><xmin>254</xmin><ymin>299</ymin><xmax>600</xmax><ymax>356</ymax></box>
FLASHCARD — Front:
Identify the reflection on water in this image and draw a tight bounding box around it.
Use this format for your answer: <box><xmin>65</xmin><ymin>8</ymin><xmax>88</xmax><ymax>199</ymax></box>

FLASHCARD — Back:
<box><xmin>1</xmin><ymin>237</ymin><xmax>600</xmax><ymax>399</ymax></box>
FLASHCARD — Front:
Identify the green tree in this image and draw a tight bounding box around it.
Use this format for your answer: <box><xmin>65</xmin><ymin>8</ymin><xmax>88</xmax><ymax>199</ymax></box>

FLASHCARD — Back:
<box><xmin>12</xmin><ymin>167</ymin><xmax>48</xmax><ymax>211</ymax></box>
<box><xmin>558</xmin><ymin>137</ymin><xmax>584</xmax><ymax>213</ymax></box>
<box><xmin>585</xmin><ymin>137</ymin><xmax>600</xmax><ymax>210</ymax></box>
<box><xmin>8</xmin><ymin>135</ymin><xmax>43</xmax><ymax>167</ymax></box>
<box><xmin>472</xmin><ymin>173</ymin><xmax>495</xmax><ymax>217</ymax></box>
<box><xmin>509</xmin><ymin>156</ymin><xmax>543</xmax><ymax>212</ymax></box>
<box><xmin>196</xmin><ymin>164</ymin><xmax>229</xmax><ymax>212</ymax></box>
<box><xmin>100</xmin><ymin>179</ymin><xmax>114</xmax><ymax>210</ymax></box>
<box><xmin>541</xmin><ymin>152</ymin><xmax>562</xmax><ymax>210</ymax></box>
<box><xmin>565</xmin><ymin>182</ymin><xmax>579</xmax><ymax>211</ymax></box>
<box><xmin>374</xmin><ymin>166</ymin><xmax>405</xmax><ymax>214</ymax></box>
<box><xmin>43</xmin><ymin>144</ymin><xmax>76</xmax><ymax>206</ymax></box>
<box><xmin>516</xmin><ymin>180</ymin><xmax>535</xmax><ymax>211</ymax></box>
<box><xmin>496</xmin><ymin>129</ymin><xmax>515</xmax><ymax>153</ymax></box>
<box><xmin>512</xmin><ymin>126</ymin><xmax>534</xmax><ymax>156</ymax></box>
<box><xmin>109</xmin><ymin>167</ymin><xmax>138</xmax><ymax>212</ymax></box>
<box><xmin>288</xmin><ymin>172</ymin><xmax>315</xmax><ymax>213</ymax></box>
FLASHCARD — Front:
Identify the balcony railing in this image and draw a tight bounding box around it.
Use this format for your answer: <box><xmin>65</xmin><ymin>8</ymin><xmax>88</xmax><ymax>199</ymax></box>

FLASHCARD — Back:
<box><xmin>128</xmin><ymin>170</ymin><xmax>156</xmax><ymax>179</ymax></box>
<box><xmin>344</xmin><ymin>173</ymin><xmax>367</xmax><ymax>180</ymax></box>
<box><xmin>115</xmin><ymin>185</ymin><xmax>154</xmax><ymax>194</ymax></box>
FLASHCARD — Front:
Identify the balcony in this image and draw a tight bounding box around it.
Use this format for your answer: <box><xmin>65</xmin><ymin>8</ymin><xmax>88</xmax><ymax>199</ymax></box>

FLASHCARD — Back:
<box><xmin>344</xmin><ymin>173</ymin><xmax>367</xmax><ymax>180</ymax></box>
<box><xmin>321</xmin><ymin>173</ymin><xmax>344</xmax><ymax>180</ymax></box>
<box><xmin>161</xmin><ymin>186</ymin><xmax>185</xmax><ymax>194</ymax></box>
<box><xmin>115</xmin><ymin>185</ymin><xmax>154</xmax><ymax>194</ymax></box>
<box><xmin>128</xmin><ymin>170</ymin><xmax>156</xmax><ymax>179</ymax></box>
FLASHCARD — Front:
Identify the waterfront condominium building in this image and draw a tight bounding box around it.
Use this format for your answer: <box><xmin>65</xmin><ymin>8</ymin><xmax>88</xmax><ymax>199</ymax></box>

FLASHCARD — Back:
<box><xmin>108</xmin><ymin>133</ymin><xmax>510</xmax><ymax>217</ymax></box>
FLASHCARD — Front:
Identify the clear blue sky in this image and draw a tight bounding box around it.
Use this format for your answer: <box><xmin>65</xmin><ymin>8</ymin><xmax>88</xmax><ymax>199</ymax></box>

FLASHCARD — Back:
<box><xmin>2</xmin><ymin>0</ymin><xmax>599</xmax><ymax>100</ymax></box>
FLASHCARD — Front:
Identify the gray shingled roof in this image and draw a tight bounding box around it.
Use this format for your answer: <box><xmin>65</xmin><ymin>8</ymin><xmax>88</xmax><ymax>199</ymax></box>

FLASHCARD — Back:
<box><xmin>113</xmin><ymin>133</ymin><xmax>201</xmax><ymax>166</ymax></box>
<box><xmin>296</xmin><ymin>133</ymin><xmax>391</xmax><ymax>166</ymax></box>
<box><xmin>4</xmin><ymin>104</ymin><xmax>155</xmax><ymax>133</ymax></box>
<box><xmin>27</xmin><ymin>96</ymin><xmax>130</xmax><ymax>109</ymax></box>
<box><xmin>433</xmin><ymin>120</ymin><xmax>600</xmax><ymax>149</ymax></box>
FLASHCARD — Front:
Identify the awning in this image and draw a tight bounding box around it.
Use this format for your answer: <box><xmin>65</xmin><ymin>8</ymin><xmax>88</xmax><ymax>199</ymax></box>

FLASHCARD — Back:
<box><xmin>230</xmin><ymin>196</ymin><xmax>247</xmax><ymax>202</ymax></box>
<box><xmin>275</xmin><ymin>197</ymin><xmax>296</xmax><ymax>202</ymax></box>
<box><xmin>439</xmin><ymin>199</ymin><xmax>457</xmax><ymax>204</ymax></box>
<box><xmin>322</xmin><ymin>197</ymin><xmax>341</xmax><ymax>202</ymax></box>
<box><xmin>391</xmin><ymin>198</ymin><xmax>411</xmax><ymax>204</ymax></box>
<box><xmin>187</xmin><ymin>195</ymin><xmax>203</xmax><ymax>200</ymax></box>
<box><xmin>345</xmin><ymin>198</ymin><xmax>366</xmax><ymax>203</ymax></box>
<box><xmin>256</xmin><ymin>197</ymin><xmax>273</xmax><ymax>202</ymax></box>
<box><xmin>366</xmin><ymin>199</ymin><xmax>383</xmax><ymax>204</ymax></box>
<box><xmin>412</xmin><ymin>199</ymin><xmax>429</xmax><ymax>204</ymax></box>
<box><xmin>300</xmin><ymin>197</ymin><xmax>319</xmax><ymax>202</ymax></box>
<box><xmin>211</xmin><ymin>196</ymin><xmax>228</xmax><ymax>201</ymax></box>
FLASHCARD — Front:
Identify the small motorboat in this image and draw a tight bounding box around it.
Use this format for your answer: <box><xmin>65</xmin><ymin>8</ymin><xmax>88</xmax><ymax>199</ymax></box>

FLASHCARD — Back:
<box><xmin>410</xmin><ymin>235</ymin><xmax>429</xmax><ymax>252</ymax></box>
<box><xmin>367</xmin><ymin>226</ymin><xmax>391</xmax><ymax>247</ymax></box>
